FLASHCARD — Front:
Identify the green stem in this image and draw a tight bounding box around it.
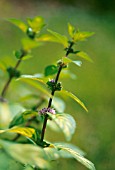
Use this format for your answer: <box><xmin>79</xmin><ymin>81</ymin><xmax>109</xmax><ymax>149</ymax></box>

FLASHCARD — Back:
<box><xmin>1</xmin><ymin>76</ymin><xmax>12</xmax><ymax>97</ymax></box>
<box><xmin>1</xmin><ymin>54</ymin><xmax>24</xmax><ymax>98</ymax></box>
<box><xmin>40</xmin><ymin>65</ymin><xmax>63</xmax><ymax>142</ymax></box>
<box><xmin>65</xmin><ymin>41</ymin><xmax>74</xmax><ymax>56</ymax></box>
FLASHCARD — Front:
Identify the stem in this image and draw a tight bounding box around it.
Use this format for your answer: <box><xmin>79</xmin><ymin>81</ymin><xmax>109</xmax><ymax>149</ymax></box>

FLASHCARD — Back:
<box><xmin>1</xmin><ymin>56</ymin><xmax>24</xmax><ymax>98</ymax></box>
<box><xmin>14</xmin><ymin>58</ymin><xmax>22</xmax><ymax>70</ymax></box>
<box><xmin>40</xmin><ymin>65</ymin><xmax>63</xmax><ymax>142</ymax></box>
<box><xmin>41</xmin><ymin>42</ymin><xmax>74</xmax><ymax>142</ymax></box>
<box><xmin>1</xmin><ymin>76</ymin><xmax>12</xmax><ymax>97</ymax></box>
<box><xmin>65</xmin><ymin>42</ymin><xmax>74</xmax><ymax>56</ymax></box>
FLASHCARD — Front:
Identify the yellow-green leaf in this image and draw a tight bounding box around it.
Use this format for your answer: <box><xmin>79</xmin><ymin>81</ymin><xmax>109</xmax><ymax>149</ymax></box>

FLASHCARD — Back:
<box><xmin>76</xmin><ymin>51</ymin><xmax>93</xmax><ymax>62</ymax></box>
<box><xmin>62</xmin><ymin>57</ymin><xmax>72</xmax><ymax>64</ymax></box>
<box><xmin>21</xmin><ymin>38</ymin><xmax>42</xmax><ymax>51</ymax></box>
<box><xmin>36</xmin><ymin>34</ymin><xmax>58</xmax><ymax>42</ymax></box>
<box><xmin>27</xmin><ymin>16</ymin><xmax>45</xmax><ymax>33</ymax></box>
<box><xmin>0</xmin><ymin>127</ymin><xmax>35</xmax><ymax>138</ymax></box>
<box><xmin>47</xmin><ymin>29</ymin><xmax>68</xmax><ymax>47</ymax></box>
<box><xmin>61</xmin><ymin>90</ymin><xmax>88</xmax><ymax>112</ymax></box>
<box><xmin>8</xmin><ymin>19</ymin><xmax>27</xmax><ymax>32</ymax></box>
<box><xmin>68</xmin><ymin>23</ymin><xmax>75</xmax><ymax>38</ymax></box>
<box><xmin>62</xmin><ymin>57</ymin><xmax>82</xmax><ymax>67</ymax></box>
<box><xmin>19</xmin><ymin>74</ymin><xmax>45</xmax><ymax>83</ymax></box>
<box><xmin>19</xmin><ymin>78</ymin><xmax>52</xmax><ymax>98</ymax></box>
<box><xmin>74</xmin><ymin>31</ymin><xmax>95</xmax><ymax>42</ymax></box>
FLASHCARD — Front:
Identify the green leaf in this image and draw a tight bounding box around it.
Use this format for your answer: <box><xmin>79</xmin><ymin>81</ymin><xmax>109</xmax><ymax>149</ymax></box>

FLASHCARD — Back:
<box><xmin>62</xmin><ymin>57</ymin><xmax>72</xmax><ymax>64</ymax></box>
<box><xmin>18</xmin><ymin>94</ymin><xmax>39</xmax><ymax>103</ymax></box>
<box><xmin>48</xmin><ymin>113</ymin><xmax>76</xmax><ymax>141</ymax></box>
<box><xmin>14</xmin><ymin>50</ymin><xmax>24</xmax><ymax>59</ymax></box>
<box><xmin>47</xmin><ymin>29</ymin><xmax>68</xmax><ymax>47</ymax></box>
<box><xmin>24</xmin><ymin>164</ymin><xmax>34</xmax><ymax>170</ymax></box>
<box><xmin>0</xmin><ymin>102</ymin><xmax>12</xmax><ymax>129</ymax></box>
<box><xmin>68</xmin><ymin>23</ymin><xmax>75</xmax><ymax>38</ymax></box>
<box><xmin>0</xmin><ymin>126</ymin><xmax>35</xmax><ymax>138</ymax></box>
<box><xmin>61</xmin><ymin>90</ymin><xmax>88</xmax><ymax>112</ymax></box>
<box><xmin>55</xmin><ymin>143</ymin><xmax>96</xmax><ymax>170</ymax></box>
<box><xmin>0</xmin><ymin>102</ymin><xmax>25</xmax><ymax>129</ymax></box>
<box><xmin>44</xmin><ymin>142</ymin><xmax>85</xmax><ymax>162</ymax></box>
<box><xmin>27</xmin><ymin>16</ymin><xmax>45</xmax><ymax>33</ymax></box>
<box><xmin>0</xmin><ymin>150</ymin><xmax>23</xmax><ymax>170</ymax></box>
<box><xmin>60</xmin><ymin>70</ymin><xmax>76</xmax><ymax>80</ymax></box>
<box><xmin>74</xmin><ymin>31</ymin><xmax>95</xmax><ymax>42</ymax></box>
<box><xmin>76</xmin><ymin>51</ymin><xmax>93</xmax><ymax>62</ymax></box>
<box><xmin>19</xmin><ymin>74</ymin><xmax>45</xmax><ymax>83</ymax></box>
<box><xmin>21</xmin><ymin>38</ymin><xmax>42</xmax><ymax>51</ymax></box>
<box><xmin>0</xmin><ymin>140</ymin><xmax>50</xmax><ymax>169</ymax></box>
<box><xmin>9</xmin><ymin>110</ymin><xmax>38</xmax><ymax>128</ymax></box>
<box><xmin>8</xmin><ymin>19</ymin><xmax>27</xmax><ymax>32</ymax></box>
<box><xmin>44</xmin><ymin>65</ymin><xmax>58</xmax><ymax>76</ymax></box>
<box><xmin>22</xmin><ymin>54</ymin><xmax>33</xmax><ymax>60</ymax></box>
<box><xmin>54</xmin><ymin>142</ymin><xmax>86</xmax><ymax>157</ymax></box>
<box><xmin>37</xmin><ymin>34</ymin><xmax>58</xmax><ymax>42</ymax></box>
<box><xmin>72</xmin><ymin>60</ymin><xmax>82</xmax><ymax>67</ymax></box>
<box><xmin>62</xmin><ymin>57</ymin><xmax>82</xmax><ymax>67</ymax></box>
<box><xmin>52</xmin><ymin>97</ymin><xmax>65</xmax><ymax>112</ymax></box>
<box><xmin>44</xmin><ymin>146</ymin><xmax>60</xmax><ymax>161</ymax></box>
<box><xmin>19</xmin><ymin>78</ymin><xmax>52</xmax><ymax>98</ymax></box>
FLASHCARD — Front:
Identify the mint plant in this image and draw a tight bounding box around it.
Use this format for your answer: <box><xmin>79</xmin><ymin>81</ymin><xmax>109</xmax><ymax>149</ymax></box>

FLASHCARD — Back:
<box><xmin>0</xmin><ymin>16</ymin><xmax>95</xmax><ymax>170</ymax></box>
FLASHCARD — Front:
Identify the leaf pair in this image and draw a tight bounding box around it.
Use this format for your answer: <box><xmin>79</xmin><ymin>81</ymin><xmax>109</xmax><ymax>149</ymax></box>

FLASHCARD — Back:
<box><xmin>68</xmin><ymin>23</ymin><xmax>95</xmax><ymax>42</ymax></box>
<box><xmin>37</xmin><ymin>23</ymin><xmax>94</xmax><ymax>47</ymax></box>
<box><xmin>8</xmin><ymin>16</ymin><xmax>45</xmax><ymax>34</ymax></box>
<box><xmin>18</xmin><ymin>74</ymin><xmax>88</xmax><ymax>112</ymax></box>
<box><xmin>8</xmin><ymin>17</ymin><xmax>45</xmax><ymax>52</ymax></box>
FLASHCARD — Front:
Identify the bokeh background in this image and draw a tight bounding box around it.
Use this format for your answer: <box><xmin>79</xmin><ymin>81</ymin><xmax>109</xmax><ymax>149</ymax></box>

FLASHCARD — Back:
<box><xmin>0</xmin><ymin>0</ymin><xmax>115</xmax><ymax>170</ymax></box>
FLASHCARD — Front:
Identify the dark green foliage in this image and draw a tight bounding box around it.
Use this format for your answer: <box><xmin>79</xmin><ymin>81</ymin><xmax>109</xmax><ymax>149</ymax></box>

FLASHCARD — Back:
<box><xmin>44</xmin><ymin>65</ymin><xmax>58</xmax><ymax>76</ymax></box>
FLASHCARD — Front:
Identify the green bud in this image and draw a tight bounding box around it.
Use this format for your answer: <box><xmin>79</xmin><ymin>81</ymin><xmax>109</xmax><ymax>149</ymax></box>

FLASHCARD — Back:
<box><xmin>56</xmin><ymin>82</ymin><xmax>62</xmax><ymax>91</ymax></box>
<box><xmin>57</xmin><ymin>60</ymin><xmax>63</xmax><ymax>66</ymax></box>
<box><xmin>47</xmin><ymin>79</ymin><xmax>62</xmax><ymax>91</ymax></box>
<box><xmin>57</xmin><ymin>60</ymin><xmax>68</xmax><ymax>68</ymax></box>
<box><xmin>7</xmin><ymin>67</ymin><xmax>21</xmax><ymax>78</ymax></box>
<box><xmin>26</xmin><ymin>27</ymin><xmax>36</xmax><ymax>39</ymax></box>
<box><xmin>15</xmin><ymin>49</ymin><xmax>26</xmax><ymax>59</ymax></box>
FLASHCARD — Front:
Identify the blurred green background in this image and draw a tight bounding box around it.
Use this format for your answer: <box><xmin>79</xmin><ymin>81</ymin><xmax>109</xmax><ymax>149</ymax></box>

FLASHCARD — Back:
<box><xmin>0</xmin><ymin>0</ymin><xmax>115</xmax><ymax>170</ymax></box>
